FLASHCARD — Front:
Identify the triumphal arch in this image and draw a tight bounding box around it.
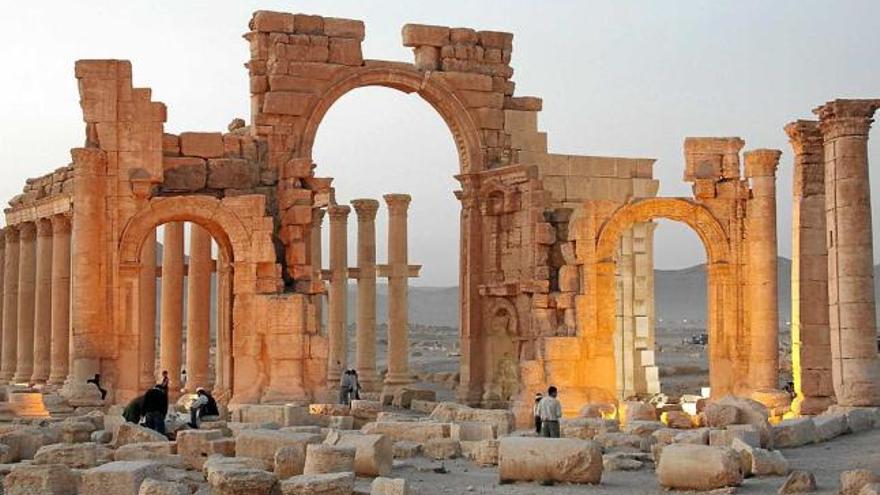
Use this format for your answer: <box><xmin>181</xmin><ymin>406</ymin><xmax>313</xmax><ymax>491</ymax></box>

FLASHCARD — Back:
<box><xmin>0</xmin><ymin>11</ymin><xmax>877</xmax><ymax>423</ymax></box>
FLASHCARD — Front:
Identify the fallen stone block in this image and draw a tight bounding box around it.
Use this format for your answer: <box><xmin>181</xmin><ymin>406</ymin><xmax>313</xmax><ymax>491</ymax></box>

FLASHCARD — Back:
<box><xmin>115</xmin><ymin>441</ymin><xmax>181</xmax><ymax>466</ymax></box>
<box><xmin>777</xmin><ymin>469</ymin><xmax>816</xmax><ymax>494</ymax></box>
<box><xmin>370</xmin><ymin>476</ymin><xmax>410</xmax><ymax>495</ymax></box>
<box><xmin>424</xmin><ymin>438</ymin><xmax>460</xmax><ymax>460</ymax></box>
<box><xmin>709</xmin><ymin>424</ymin><xmax>761</xmax><ymax>448</ymax></box>
<box><xmin>232</xmin><ymin>404</ymin><xmax>310</xmax><ymax>427</ymax></box>
<box><xmin>303</xmin><ymin>443</ymin><xmax>356</xmax><ymax>475</ymax></box>
<box><xmin>0</xmin><ymin>428</ymin><xmax>47</xmax><ymax>461</ymax></box>
<box><xmin>578</xmin><ymin>402</ymin><xmax>616</xmax><ymax>419</ymax></box>
<box><xmin>392</xmin><ymin>441</ymin><xmax>421</xmax><ymax>459</ymax></box>
<box><xmin>595</xmin><ymin>431</ymin><xmax>644</xmax><ymax>451</ymax></box>
<box><xmin>773</xmin><ymin>418</ymin><xmax>818</xmax><ymax>448</ymax></box>
<box><xmin>619</xmin><ymin>401</ymin><xmax>656</xmax><ymax>425</ymax></box>
<box><xmin>562</xmin><ymin>418</ymin><xmax>619</xmax><ymax>439</ymax></box>
<box><xmin>703</xmin><ymin>402</ymin><xmax>741</xmax><ymax>427</ymax></box>
<box><xmin>409</xmin><ymin>400</ymin><xmax>437</xmax><ymax>414</ymax></box>
<box><xmin>673</xmin><ymin>428</ymin><xmax>709</xmax><ymax>445</ymax></box>
<box><xmin>309</xmin><ymin>404</ymin><xmax>351</xmax><ymax>417</ymax></box>
<box><xmin>207</xmin><ymin>466</ymin><xmax>279</xmax><ymax>495</ymax></box>
<box><xmin>429</xmin><ymin>402</ymin><xmax>515</xmax><ymax>435</ymax></box>
<box><xmin>716</xmin><ymin>395</ymin><xmax>773</xmax><ymax>447</ymax></box>
<box><xmin>80</xmin><ymin>460</ymin><xmax>163</xmax><ymax>495</ymax></box>
<box><xmin>236</xmin><ymin>429</ymin><xmax>323</xmax><ymax>470</ymax></box>
<box><xmin>349</xmin><ymin>400</ymin><xmax>382</xmax><ymax>422</ymax></box>
<box><xmin>325</xmin><ymin>431</ymin><xmax>392</xmax><ymax>477</ymax></box>
<box><xmin>138</xmin><ymin>478</ymin><xmax>189</xmax><ymax>495</ymax></box>
<box><xmin>451</xmin><ymin>421</ymin><xmax>496</xmax><ymax>441</ymax></box>
<box><xmin>361</xmin><ymin>421</ymin><xmax>449</xmax><ymax>443</ymax></box>
<box><xmin>391</xmin><ymin>388</ymin><xmax>435</xmax><ymax>409</ymax></box>
<box><xmin>840</xmin><ymin>469</ymin><xmax>880</xmax><ymax>495</ymax></box>
<box><xmin>177</xmin><ymin>429</ymin><xmax>224</xmax><ymax>470</ymax></box>
<box><xmin>623</xmin><ymin>420</ymin><xmax>663</xmax><ymax>437</ymax></box>
<box><xmin>34</xmin><ymin>441</ymin><xmax>113</xmax><ymax>468</ymax></box>
<box><xmin>113</xmin><ymin>423</ymin><xmax>168</xmax><ymax>448</ymax></box>
<box><xmin>662</xmin><ymin>410</ymin><xmax>696</xmax><ymax>429</ymax></box>
<box><xmin>861</xmin><ymin>483</ymin><xmax>880</xmax><ymax>495</ymax></box>
<box><xmin>4</xmin><ymin>464</ymin><xmax>78</xmax><ymax>495</ymax></box>
<box><xmin>751</xmin><ymin>447</ymin><xmax>788</xmax><ymax>477</ymax></box>
<box><xmin>203</xmin><ymin>455</ymin><xmax>269</xmax><ymax>478</ymax></box>
<box><xmin>62</xmin><ymin>420</ymin><xmax>98</xmax><ymax>443</ymax></box>
<box><xmin>280</xmin><ymin>472</ymin><xmax>354</xmax><ymax>495</ymax></box>
<box><xmin>603</xmin><ymin>452</ymin><xmax>646</xmax><ymax>472</ymax></box>
<box><xmin>460</xmin><ymin>439</ymin><xmax>499</xmax><ymax>466</ymax></box>
<box><xmin>813</xmin><ymin>413</ymin><xmax>848</xmax><ymax>442</ymax></box>
<box><xmin>656</xmin><ymin>444</ymin><xmax>742</xmax><ymax>491</ymax></box>
<box><xmin>327</xmin><ymin>416</ymin><xmax>354</xmax><ymax>430</ymax></box>
<box><xmin>498</xmin><ymin>437</ymin><xmax>602</xmax><ymax>484</ymax></box>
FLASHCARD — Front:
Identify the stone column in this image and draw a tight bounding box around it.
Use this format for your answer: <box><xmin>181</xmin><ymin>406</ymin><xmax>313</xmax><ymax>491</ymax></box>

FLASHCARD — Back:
<box><xmin>352</xmin><ymin>199</ymin><xmax>380</xmax><ymax>391</ymax></box>
<box><xmin>785</xmin><ymin>120</ymin><xmax>834</xmax><ymax>414</ymax></box>
<box><xmin>137</xmin><ymin>229</ymin><xmax>157</xmax><ymax>390</ymax></box>
<box><xmin>185</xmin><ymin>224</ymin><xmax>212</xmax><ymax>392</ymax></box>
<box><xmin>326</xmin><ymin>205</ymin><xmax>350</xmax><ymax>386</ymax></box>
<box><xmin>0</xmin><ymin>234</ymin><xmax>4</xmax><ymax>367</ymax></box>
<box><xmin>310</xmin><ymin>209</ymin><xmax>325</xmax><ymax>335</ymax></box>
<box><xmin>744</xmin><ymin>149</ymin><xmax>782</xmax><ymax>390</ymax></box>
<box><xmin>31</xmin><ymin>219</ymin><xmax>53</xmax><ymax>384</ymax></box>
<box><xmin>614</xmin><ymin>227</ymin><xmax>636</xmax><ymax>398</ymax></box>
<box><xmin>160</xmin><ymin>222</ymin><xmax>185</xmax><ymax>394</ymax></box>
<box><xmin>13</xmin><ymin>222</ymin><xmax>37</xmax><ymax>384</ymax></box>
<box><xmin>48</xmin><ymin>215</ymin><xmax>71</xmax><ymax>385</ymax></box>
<box><xmin>382</xmin><ymin>194</ymin><xmax>415</xmax><ymax>393</ymax></box>
<box><xmin>214</xmin><ymin>253</ymin><xmax>233</xmax><ymax>400</ymax></box>
<box><xmin>0</xmin><ymin>227</ymin><xmax>19</xmax><ymax>382</ymax></box>
<box><xmin>814</xmin><ymin>99</ymin><xmax>880</xmax><ymax>406</ymax></box>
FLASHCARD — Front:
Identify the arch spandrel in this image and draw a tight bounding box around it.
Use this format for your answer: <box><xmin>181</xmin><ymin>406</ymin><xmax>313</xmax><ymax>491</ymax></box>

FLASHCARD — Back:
<box><xmin>595</xmin><ymin>197</ymin><xmax>730</xmax><ymax>265</ymax></box>
<box><xmin>298</xmin><ymin>66</ymin><xmax>484</xmax><ymax>174</ymax></box>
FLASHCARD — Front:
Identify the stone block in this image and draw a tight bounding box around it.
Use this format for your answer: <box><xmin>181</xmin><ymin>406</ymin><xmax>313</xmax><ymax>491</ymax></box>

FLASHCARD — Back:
<box><xmin>251</xmin><ymin>11</ymin><xmax>295</xmax><ymax>33</ymax></box>
<box><xmin>813</xmin><ymin>412</ymin><xmax>848</xmax><ymax>441</ymax></box>
<box><xmin>619</xmin><ymin>401</ymin><xmax>656</xmax><ymax>425</ymax></box>
<box><xmin>839</xmin><ymin>469</ymin><xmax>880</xmax><ymax>495</ymax></box>
<box><xmin>424</xmin><ymin>438</ymin><xmax>460</xmax><ymax>460</ymax></box>
<box><xmin>176</xmin><ymin>429</ymin><xmax>224</xmax><ymax>470</ymax></box>
<box><xmin>391</xmin><ymin>388</ymin><xmax>436</xmax><ymax>409</ymax></box>
<box><xmin>4</xmin><ymin>464</ymin><xmax>78</xmax><ymax>495</ymax></box>
<box><xmin>309</xmin><ymin>404</ymin><xmax>351</xmax><ymax>417</ymax></box>
<box><xmin>302</xmin><ymin>443</ymin><xmax>356</xmax><ymax>475</ymax></box>
<box><xmin>324</xmin><ymin>17</ymin><xmax>365</xmax><ymax>40</ymax></box>
<box><xmin>498</xmin><ymin>437</ymin><xmax>602</xmax><ymax>484</ymax></box>
<box><xmin>773</xmin><ymin>418</ymin><xmax>818</xmax><ymax>448</ymax></box>
<box><xmin>392</xmin><ymin>441</ymin><xmax>421</xmax><ymax>459</ymax></box>
<box><xmin>361</xmin><ymin>422</ymin><xmax>449</xmax><ymax>443</ymax></box>
<box><xmin>207</xmin><ymin>466</ymin><xmax>279</xmax><ymax>495</ymax></box>
<box><xmin>232</xmin><ymin>404</ymin><xmax>310</xmax><ymax>426</ymax></box>
<box><xmin>451</xmin><ymin>422</ymin><xmax>497</xmax><ymax>441</ymax></box>
<box><xmin>708</xmin><ymin>424</ymin><xmax>761</xmax><ymax>448</ymax></box>
<box><xmin>294</xmin><ymin>14</ymin><xmax>324</xmax><ymax>35</ymax></box>
<box><xmin>137</xmin><ymin>478</ymin><xmax>189</xmax><ymax>495</ymax></box>
<box><xmin>34</xmin><ymin>442</ymin><xmax>113</xmax><ymax>469</ymax></box>
<box><xmin>661</xmin><ymin>411</ymin><xmax>696</xmax><ymax>429</ymax></box>
<box><xmin>236</xmin><ymin>429</ymin><xmax>323</xmax><ymax>470</ymax></box>
<box><xmin>561</xmin><ymin>418</ymin><xmax>618</xmax><ymax>440</ymax></box>
<box><xmin>162</xmin><ymin>157</ymin><xmax>207</xmax><ymax>191</ymax></box>
<box><xmin>349</xmin><ymin>400</ymin><xmax>382</xmax><ymax>422</ymax></box>
<box><xmin>750</xmin><ymin>447</ymin><xmax>788</xmax><ymax>477</ymax></box>
<box><xmin>623</xmin><ymin>420</ymin><xmax>664</xmax><ymax>437</ymax></box>
<box><xmin>280</xmin><ymin>472</ymin><xmax>354</xmax><ymax>495</ymax></box>
<box><xmin>402</xmin><ymin>24</ymin><xmax>450</xmax><ymax>47</ymax></box>
<box><xmin>263</xmin><ymin>91</ymin><xmax>314</xmax><ymax>116</ymax></box>
<box><xmin>778</xmin><ymin>470</ymin><xmax>817</xmax><ymax>494</ymax></box>
<box><xmin>112</xmin><ymin>423</ymin><xmax>169</xmax><ymax>449</ymax></box>
<box><xmin>656</xmin><ymin>444</ymin><xmax>742</xmax><ymax>491</ymax></box>
<box><xmin>324</xmin><ymin>431</ymin><xmax>392</xmax><ymax>477</ymax></box>
<box><xmin>370</xmin><ymin>477</ymin><xmax>411</xmax><ymax>495</ymax></box>
<box><xmin>429</xmin><ymin>402</ymin><xmax>515</xmax><ymax>435</ymax></box>
<box><xmin>702</xmin><ymin>402</ymin><xmax>740</xmax><ymax>427</ymax></box>
<box><xmin>179</xmin><ymin>132</ymin><xmax>223</xmax><ymax>158</ymax></box>
<box><xmin>328</xmin><ymin>38</ymin><xmax>363</xmax><ymax>66</ymax></box>
<box><xmin>207</xmin><ymin>158</ymin><xmax>260</xmax><ymax>189</ymax></box>
<box><xmin>62</xmin><ymin>420</ymin><xmax>98</xmax><ymax>443</ymax></box>
<box><xmin>80</xmin><ymin>461</ymin><xmax>162</xmax><ymax>495</ymax></box>
<box><xmin>673</xmin><ymin>428</ymin><xmax>709</xmax><ymax>445</ymax></box>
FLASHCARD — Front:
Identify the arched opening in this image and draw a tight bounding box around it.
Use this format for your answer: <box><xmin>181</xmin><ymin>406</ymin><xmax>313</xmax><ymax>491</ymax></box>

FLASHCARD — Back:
<box><xmin>651</xmin><ymin>219</ymin><xmax>709</xmax><ymax>402</ymax></box>
<box><xmin>311</xmin><ymin>85</ymin><xmax>462</xmax><ymax>401</ymax></box>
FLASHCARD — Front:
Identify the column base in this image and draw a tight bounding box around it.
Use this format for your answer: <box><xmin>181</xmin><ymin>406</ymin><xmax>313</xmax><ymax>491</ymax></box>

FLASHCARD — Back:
<box><xmin>791</xmin><ymin>395</ymin><xmax>835</xmax><ymax>416</ymax></box>
<box><xmin>380</xmin><ymin>374</ymin><xmax>415</xmax><ymax>404</ymax></box>
<box><xmin>60</xmin><ymin>381</ymin><xmax>104</xmax><ymax>407</ymax></box>
<box><xmin>12</xmin><ymin>371</ymin><xmax>33</xmax><ymax>385</ymax></box>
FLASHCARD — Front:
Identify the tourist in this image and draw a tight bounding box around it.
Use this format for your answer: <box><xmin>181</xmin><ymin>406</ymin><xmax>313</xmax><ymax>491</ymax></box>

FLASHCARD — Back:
<box><xmin>350</xmin><ymin>369</ymin><xmax>362</xmax><ymax>401</ymax></box>
<box><xmin>180</xmin><ymin>369</ymin><xmax>187</xmax><ymax>390</ymax></box>
<box><xmin>537</xmin><ymin>386</ymin><xmax>562</xmax><ymax>438</ymax></box>
<box><xmin>86</xmin><ymin>373</ymin><xmax>107</xmax><ymax>400</ymax></box>
<box><xmin>122</xmin><ymin>394</ymin><xmax>145</xmax><ymax>424</ymax></box>
<box><xmin>189</xmin><ymin>387</ymin><xmax>219</xmax><ymax>429</ymax></box>
<box><xmin>142</xmin><ymin>385</ymin><xmax>168</xmax><ymax>435</ymax></box>
<box><xmin>533</xmin><ymin>392</ymin><xmax>543</xmax><ymax>434</ymax></box>
<box><xmin>159</xmin><ymin>370</ymin><xmax>170</xmax><ymax>391</ymax></box>
<box><xmin>339</xmin><ymin>370</ymin><xmax>353</xmax><ymax>405</ymax></box>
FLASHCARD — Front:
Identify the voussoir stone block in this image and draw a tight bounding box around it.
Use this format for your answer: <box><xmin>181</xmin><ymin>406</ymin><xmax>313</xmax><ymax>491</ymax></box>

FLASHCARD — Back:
<box><xmin>498</xmin><ymin>437</ymin><xmax>603</xmax><ymax>484</ymax></box>
<box><xmin>80</xmin><ymin>460</ymin><xmax>163</xmax><ymax>495</ymax></box>
<box><xmin>656</xmin><ymin>444</ymin><xmax>742</xmax><ymax>491</ymax></box>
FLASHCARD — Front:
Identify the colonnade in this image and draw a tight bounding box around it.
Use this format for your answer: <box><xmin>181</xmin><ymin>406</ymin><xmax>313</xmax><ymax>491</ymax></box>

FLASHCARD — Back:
<box><xmin>0</xmin><ymin>215</ymin><xmax>72</xmax><ymax>387</ymax></box>
<box><xmin>318</xmin><ymin>194</ymin><xmax>420</xmax><ymax>399</ymax></box>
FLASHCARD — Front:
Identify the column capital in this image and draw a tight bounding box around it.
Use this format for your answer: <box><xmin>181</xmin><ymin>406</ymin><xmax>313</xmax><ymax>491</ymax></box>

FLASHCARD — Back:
<box><xmin>784</xmin><ymin>120</ymin><xmax>823</xmax><ymax>154</ymax></box>
<box><xmin>4</xmin><ymin>225</ymin><xmax>19</xmax><ymax>243</ymax></box>
<box><xmin>744</xmin><ymin>149</ymin><xmax>781</xmax><ymax>178</ymax></box>
<box><xmin>813</xmin><ymin>99</ymin><xmax>880</xmax><ymax>139</ymax></box>
<box><xmin>18</xmin><ymin>222</ymin><xmax>36</xmax><ymax>242</ymax></box>
<box><xmin>36</xmin><ymin>218</ymin><xmax>53</xmax><ymax>237</ymax></box>
<box><xmin>312</xmin><ymin>207</ymin><xmax>325</xmax><ymax>225</ymax></box>
<box><xmin>50</xmin><ymin>214</ymin><xmax>72</xmax><ymax>234</ymax></box>
<box><xmin>383</xmin><ymin>193</ymin><xmax>411</xmax><ymax>213</ymax></box>
<box><xmin>351</xmin><ymin>198</ymin><xmax>380</xmax><ymax>220</ymax></box>
<box><xmin>327</xmin><ymin>204</ymin><xmax>351</xmax><ymax>221</ymax></box>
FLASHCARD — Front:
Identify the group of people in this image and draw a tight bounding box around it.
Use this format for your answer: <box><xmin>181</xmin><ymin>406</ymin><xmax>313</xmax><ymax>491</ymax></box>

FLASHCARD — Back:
<box><xmin>122</xmin><ymin>370</ymin><xmax>219</xmax><ymax>435</ymax></box>
<box><xmin>533</xmin><ymin>385</ymin><xmax>562</xmax><ymax>438</ymax></box>
<box><xmin>338</xmin><ymin>368</ymin><xmax>362</xmax><ymax>405</ymax></box>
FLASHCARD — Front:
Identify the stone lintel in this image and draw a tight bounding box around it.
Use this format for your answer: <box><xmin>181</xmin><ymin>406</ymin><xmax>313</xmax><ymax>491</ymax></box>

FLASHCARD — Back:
<box><xmin>377</xmin><ymin>264</ymin><xmax>421</xmax><ymax>278</ymax></box>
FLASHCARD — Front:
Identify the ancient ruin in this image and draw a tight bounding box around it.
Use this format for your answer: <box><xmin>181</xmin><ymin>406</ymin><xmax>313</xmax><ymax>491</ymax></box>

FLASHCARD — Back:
<box><xmin>0</xmin><ymin>10</ymin><xmax>878</xmax><ymax>493</ymax></box>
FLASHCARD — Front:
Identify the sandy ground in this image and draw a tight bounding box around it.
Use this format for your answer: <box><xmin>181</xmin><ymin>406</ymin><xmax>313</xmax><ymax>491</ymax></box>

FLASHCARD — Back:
<box><xmin>350</xmin><ymin>428</ymin><xmax>880</xmax><ymax>495</ymax></box>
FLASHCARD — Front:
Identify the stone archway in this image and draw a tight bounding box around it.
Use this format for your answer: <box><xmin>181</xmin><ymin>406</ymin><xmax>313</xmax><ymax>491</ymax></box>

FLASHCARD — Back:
<box><xmin>591</xmin><ymin>197</ymin><xmax>742</xmax><ymax>400</ymax></box>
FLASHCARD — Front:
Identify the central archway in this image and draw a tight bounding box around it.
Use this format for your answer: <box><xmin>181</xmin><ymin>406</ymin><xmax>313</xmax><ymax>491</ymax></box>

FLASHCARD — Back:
<box><xmin>594</xmin><ymin>197</ymin><xmax>741</xmax><ymax>399</ymax></box>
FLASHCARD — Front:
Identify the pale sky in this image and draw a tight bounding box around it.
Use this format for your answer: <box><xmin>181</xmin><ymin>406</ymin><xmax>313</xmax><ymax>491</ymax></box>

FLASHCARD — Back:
<box><xmin>1</xmin><ymin>1</ymin><xmax>878</xmax><ymax>286</ymax></box>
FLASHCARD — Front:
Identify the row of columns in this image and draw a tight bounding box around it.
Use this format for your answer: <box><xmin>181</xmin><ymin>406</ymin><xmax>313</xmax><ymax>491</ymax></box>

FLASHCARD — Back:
<box><xmin>0</xmin><ymin>215</ymin><xmax>71</xmax><ymax>386</ymax></box>
<box><xmin>788</xmin><ymin>99</ymin><xmax>880</xmax><ymax>410</ymax></box>
<box><xmin>321</xmin><ymin>194</ymin><xmax>419</xmax><ymax>397</ymax></box>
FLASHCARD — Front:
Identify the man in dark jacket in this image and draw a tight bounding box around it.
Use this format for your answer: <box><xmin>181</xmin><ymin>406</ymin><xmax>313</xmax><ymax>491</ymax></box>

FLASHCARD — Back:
<box><xmin>142</xmin><ymin>385</ymin><xmax>168</xmax><ymax>435</ymax></box>
<box><xmin>122</xmin><ymin>394</ymin><xmax>145</xmax><ymax>424</ymax></box>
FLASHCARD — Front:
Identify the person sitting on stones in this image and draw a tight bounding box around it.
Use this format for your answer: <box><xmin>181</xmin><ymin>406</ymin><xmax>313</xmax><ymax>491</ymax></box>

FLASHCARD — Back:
<box><xmin>537</xmin><ymin>385</ymin><xmax>562</xmax><ymax>438</ymax></box>
<box><xmin>122</xmin><ymin>394</ymin><xmax>145</xmax><ymax>424</ymax></box>
<box><xmin>339</xmin><ymin>369</ymin><xmax>353</xmax><ymax>406</ymax></box>
<box><xmin>142</xmin><ymin>385</ymin><xmax>168</xmax><ymax>435</ymax></box>
<box><xmin>188</xmin><ymin>387</ymin><xmax>219</xmax><ymax>429</ymax></box>
<box><xmin>533</xmin><ymin>392</ymin><xmax>544</xmax><ymax>435</ymax></box>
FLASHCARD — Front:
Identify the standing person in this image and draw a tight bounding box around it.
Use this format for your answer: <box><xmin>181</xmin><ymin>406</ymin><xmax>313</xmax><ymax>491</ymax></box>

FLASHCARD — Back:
<box><xmin>350</xmin><ymin>369</ymin><xmax>361</xmax><ymax>401</ymax></box>
<box><xmin>537</xmin><ymin>386</ymin><xmax>562</xmax><ymax>438</ymax></box>
<box><xmin>339</xmin><ymin>370</ymin><xmax>352</xmax><ymax>405</ymax></box>
<box><xmin>533</xmin><ymin>392</ymin><xmax>544</xmax><ymax>435</ymax></box>
<box><xmin>142</xmin><ymin>385</ymin><xmax>167</xmax><ymax>435</ymax></box>
<box><xmin>159</xmin><ymin>370</ymin><xmax>170</xmax><ymax>391</ymax></box>
<box><xmin>189</xmin><ymin>388</ymin><xmax>219</xmax><ymax>429</ymax></box>
<box><xmin>180</xmin><ymin>369</ymin><xmax>187</xmax><ymax>391</ymax></box>
<box><xmin>123</xmin><ymin>394</ymin><xmax>145</xmax><ymax>424</ymax></box>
